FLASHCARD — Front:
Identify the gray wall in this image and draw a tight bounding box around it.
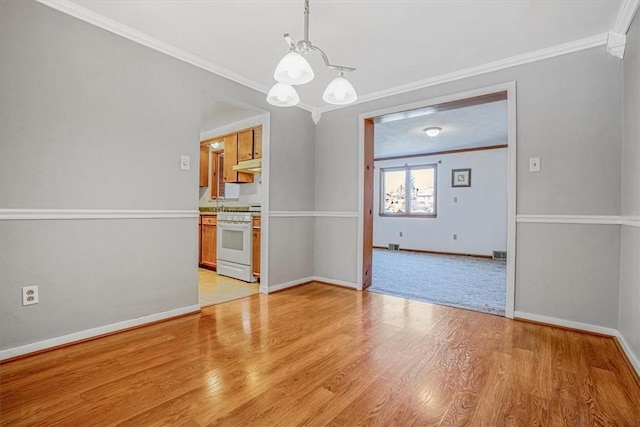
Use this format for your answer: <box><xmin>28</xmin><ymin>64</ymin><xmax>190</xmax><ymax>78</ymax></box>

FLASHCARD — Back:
<box><xmin>0</xmin><ymin>0</ymin><xmax>315</xmax><ymax>350</ymax></box>
<box><xmin>315</xmin><ymin>46</ymin><xmax>623</xmax><ymax>328</ymax></box>
<box><xmin>619</xmin><ymin>14</ymin><xmax>640</xmax><ymax>365</ymax></box>
<box><xmin>268</xmin><ymin>107</ymin><xmax>316</xmax><ymax>286</ymax></box>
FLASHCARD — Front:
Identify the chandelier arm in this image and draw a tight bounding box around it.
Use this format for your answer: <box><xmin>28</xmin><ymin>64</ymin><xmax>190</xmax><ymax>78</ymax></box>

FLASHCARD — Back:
<box><xmin>283</xmin><ymin>33</ymin><xmax>296</xmax><ymax>49</ymax></box>
<box><xmin>309</xmin><ymin>45</ymin><xmax>356</xmax><ymax>72</ymax></box>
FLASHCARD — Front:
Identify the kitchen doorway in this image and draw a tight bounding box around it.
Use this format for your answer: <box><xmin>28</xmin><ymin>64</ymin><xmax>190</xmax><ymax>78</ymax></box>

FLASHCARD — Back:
<box><xmin>359</xmin><ymin>83</ymin><xmax>517</xmax><ymax>318</ymax></box>
<box><xmin>197</xmin><ymin>91</ymin><xmax>269</xmax><ymax>307</ymax></box>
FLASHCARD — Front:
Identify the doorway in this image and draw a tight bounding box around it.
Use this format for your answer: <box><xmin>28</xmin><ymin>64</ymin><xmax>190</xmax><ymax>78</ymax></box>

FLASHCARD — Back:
<box><xmin>197</xmin><ymin>91</ymin><xmax>269</xmax><ymax>307</ymax></box>
<box><xmin>359</xmin><ymin>83</ymin><xmax>517</xmax><ymax>318</ymax></box>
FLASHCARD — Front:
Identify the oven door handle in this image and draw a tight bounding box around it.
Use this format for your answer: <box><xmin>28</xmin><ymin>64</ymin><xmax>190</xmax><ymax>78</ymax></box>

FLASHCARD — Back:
<box><xmin>218</xmin><ymin>223</ymin><xmax>251</xmax><ymax>232</ymax></box>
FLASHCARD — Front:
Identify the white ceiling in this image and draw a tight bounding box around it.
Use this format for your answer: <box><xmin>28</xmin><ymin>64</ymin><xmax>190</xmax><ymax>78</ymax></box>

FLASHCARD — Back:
<box><xmin>375</xmin><ymin>100</ymin><xmax>507</xmax><ymax>159</ymax></box>
<box><xmin>64</xmin><ymin>1</ymin><xmax>621</xmax><ymax>111</ymax></box>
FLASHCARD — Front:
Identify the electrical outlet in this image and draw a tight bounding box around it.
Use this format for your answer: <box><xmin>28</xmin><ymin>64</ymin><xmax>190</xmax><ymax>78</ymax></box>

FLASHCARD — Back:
<box><xmin>399</xmin><ymin>232</ymin><xmax>403</xmax><ymax>237</ymax></box>
<box><xmin>22</xmin><ymin>286</ymin><xmax>38</xmax><ymax>306</ymax></box>
<box><xmin>453</xmin><ymin>234</ymin><xmax>458</xmax><ymax>240</ymax></box>
<box><xmin>453</xmin><ymin>197</ymin><xmax>458</xmax><ymax>203</ymax></box>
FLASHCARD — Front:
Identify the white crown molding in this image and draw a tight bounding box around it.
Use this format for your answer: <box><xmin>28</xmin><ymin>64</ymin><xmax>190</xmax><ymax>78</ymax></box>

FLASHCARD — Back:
<box><xmin>34</xmin><ymin>1</ymin><xmax>632</xmax><ymax>119</ymax></box>
<box><xmin>611</xmin><ymin>0</ymin><xmax>640</xmax><ymax>35</ymax></box>
<box><xmin>516</xmin><ymin>214</ymin><xmax>640</xmax><ymax>226</ymax></box>
<box><xmin>315</xmin><ymin>33</ymin><xmax>608</xmax><ymax>116</ymax></box>
<box><xmin>0</xmin><ymin>304</ymin><xmax>200</xmax><ymax>361</ymax></box>
<box><xmin>35</xmin><ymin>0</ymin><xmax>316</xmax><ymax>113</ymax></box>
<box><xmin>607</xmin><ymin>32</ymin><xmax>627</xmax><ymax>59</ymax></box>
<box><xmin>0</xmin><ymin>209</ymin><xmax>198</xmax><ymax>220</ymax></box>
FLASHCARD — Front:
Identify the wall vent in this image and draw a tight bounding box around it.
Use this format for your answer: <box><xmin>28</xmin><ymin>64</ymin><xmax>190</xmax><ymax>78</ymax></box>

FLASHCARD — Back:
<box><xmin>388</xmin><ymin>243</ymin><xmax>400</xmax><ymax>251</ymax></box>
<box><xmin>493</xmin><ymin>250</ymin><xmax>507</xmax><ymax>261</ymax></box>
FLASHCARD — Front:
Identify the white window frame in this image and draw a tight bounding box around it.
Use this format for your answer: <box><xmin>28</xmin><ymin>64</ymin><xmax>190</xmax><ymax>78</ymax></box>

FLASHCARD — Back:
<box><xmin>380</xmin><ymin>164</ymin><xmax>437</xmax><ymax>217</ymax></box>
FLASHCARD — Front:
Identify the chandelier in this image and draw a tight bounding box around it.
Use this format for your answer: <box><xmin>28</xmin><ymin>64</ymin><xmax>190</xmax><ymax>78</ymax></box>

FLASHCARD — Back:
<box><xmin>267</xmin><ymin>0</ymin><xmax>357</xmax><ymax>107</ymax></box>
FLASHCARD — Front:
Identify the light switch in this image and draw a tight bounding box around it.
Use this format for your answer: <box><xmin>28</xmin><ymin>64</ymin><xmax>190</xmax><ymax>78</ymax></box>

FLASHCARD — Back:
<box><xmin>180</xmin><ymin>155</ymin><xmax>190</xmax><ymax>171</ymax></box>
<box><xmin>529</xmin><ymin>157</ymin><xmax>541</xmax><ymax>172</ymax></box>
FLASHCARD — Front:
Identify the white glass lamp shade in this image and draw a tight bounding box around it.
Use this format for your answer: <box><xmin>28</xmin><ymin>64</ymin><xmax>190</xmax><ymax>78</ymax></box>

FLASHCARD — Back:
<box><xmin>322</xmin><ymin>76</ymin><xmax>357</xmax><ymax>105</ymax></box>
<box><xmin>273</xmin><ymin>51</ymin><xmax>314</xmax><ymax>85</ymax></box>
<box><xmin>266</xmin><ymin>82</ymin><xmax>300</xmax><ymax>107</ymax></box>
<box><xmin>423</xmin><ymin>127</ymin><xmax>441</xmax><ymax>137</ymax></box>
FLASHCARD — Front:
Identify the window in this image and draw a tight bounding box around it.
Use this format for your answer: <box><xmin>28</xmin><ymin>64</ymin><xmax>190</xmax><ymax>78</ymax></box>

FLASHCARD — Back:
<box><xmin>380</xmin><ymin>164</ymin><xmax>437</xmax><ymax>216</ymax></box>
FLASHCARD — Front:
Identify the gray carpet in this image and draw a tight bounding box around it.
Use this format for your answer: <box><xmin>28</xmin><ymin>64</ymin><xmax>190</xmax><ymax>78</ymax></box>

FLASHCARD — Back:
<box><xmin>370</xmin><ymin>249</ymin><xmax>506</xmax><ymax>315</ymax></box>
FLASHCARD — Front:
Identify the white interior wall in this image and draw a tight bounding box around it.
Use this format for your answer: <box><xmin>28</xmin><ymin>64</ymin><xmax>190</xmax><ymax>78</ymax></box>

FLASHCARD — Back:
<box><xmin>373</xmin><ymin>148</ymin><xmax>507</xmax><ymax>255</ymax></box>
<box><xmin>618</xmin><ymin>13</ymin><xmax>640</xmax><ymax>371</ymax></box>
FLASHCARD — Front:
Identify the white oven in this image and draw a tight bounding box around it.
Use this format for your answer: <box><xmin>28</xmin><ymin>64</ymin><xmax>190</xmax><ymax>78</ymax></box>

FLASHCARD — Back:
<box><xmin>216</xmin><ymin>213</ymin><xmax>256</xmax><ymax>282</ymax></box>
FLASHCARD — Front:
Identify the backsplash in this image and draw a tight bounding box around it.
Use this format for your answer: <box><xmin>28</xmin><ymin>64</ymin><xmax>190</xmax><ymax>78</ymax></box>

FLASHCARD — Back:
<box><xmin>199</xmin><ymin>174</ymin><xmax>262</xmax><ymax>208</ymax></box>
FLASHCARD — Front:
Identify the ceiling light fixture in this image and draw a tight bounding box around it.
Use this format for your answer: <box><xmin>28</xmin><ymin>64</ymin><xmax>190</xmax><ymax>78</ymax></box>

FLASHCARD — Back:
<box><xmin>267</xmin><ymin>0</ymin><xmax>357</xmax><ymax>107</ymax></box>
<box><xmin>423</xmin><ymin>127</ymin><xmax>442</xmax><ymax>137</ymax></box>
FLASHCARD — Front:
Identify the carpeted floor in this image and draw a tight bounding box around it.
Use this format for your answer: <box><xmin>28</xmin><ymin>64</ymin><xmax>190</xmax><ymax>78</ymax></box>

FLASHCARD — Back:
<box><xmin>370</xmin><ymin>249</ymin><xmax>506</xmax><ymax>315</ymax></box>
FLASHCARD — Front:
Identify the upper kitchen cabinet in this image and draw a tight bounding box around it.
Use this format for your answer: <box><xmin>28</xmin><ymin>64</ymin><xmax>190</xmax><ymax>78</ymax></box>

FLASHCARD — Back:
<box><xmin>224</xmin><ymin>126</ymin><xmax>263</xmax><ymax>183</ymax></box>
<box><xmin>199</xmin><ymin>145</ymin><xmax>209</xmax><ymax>187</ymax></box>
<box><xmin>223</xmin><ymin>134</ymin><xmax>253</xmax><ymax>183</ymax></box>
<box><xmin>209</xmin><ymin>151</ymin><xmax>225</xmax><ymax>199</ymax></box>
<box><xmin>238</xmin><ymin>129</ymin><xmax>253</xmax><ymax>162</ymax></box>
<box><xmin>253</xmin><ymin>127</ymin><xmax>262</xmax><ymax>159</ymax></box>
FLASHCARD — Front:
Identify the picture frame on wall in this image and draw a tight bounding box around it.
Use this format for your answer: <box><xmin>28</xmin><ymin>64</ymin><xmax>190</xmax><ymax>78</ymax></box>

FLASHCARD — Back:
<box><xmin>451</xmin><ymin>168</ymin><xmax>471</xmax><ymax>187</ymax></box>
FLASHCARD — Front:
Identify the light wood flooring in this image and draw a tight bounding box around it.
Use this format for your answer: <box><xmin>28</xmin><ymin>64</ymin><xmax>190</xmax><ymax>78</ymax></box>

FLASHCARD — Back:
<box><xmin>198</xmin><ymin>267</ymin><xmax>259</xmax><ymax>307</ymax></box>
<box><xmin>1</xmin><ymin>283</ymin><xmax>639</xmax><ymax>425</ymax></box>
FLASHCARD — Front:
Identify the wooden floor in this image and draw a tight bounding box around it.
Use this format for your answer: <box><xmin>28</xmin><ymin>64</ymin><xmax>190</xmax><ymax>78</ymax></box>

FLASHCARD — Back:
<box><xmin>1</xmin><ymin>283</ymin><xmax>639</xmax><ymax>426</ymax></box>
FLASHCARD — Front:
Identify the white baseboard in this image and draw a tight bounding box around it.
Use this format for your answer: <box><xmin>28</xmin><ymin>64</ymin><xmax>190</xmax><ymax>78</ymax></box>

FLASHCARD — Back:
<box><xmin>265</xmin><ymin>276</ymin><xmax>358</xmax><ymax>294</ymax></box>
<box><xmin>614</xmin><ymin>331</ymin><xmax>640</xmax><ymax>376</ymax></box>
<box><xmin>312</xmin><ymin>276</ymin><xmax>358</xmax><ymax>289</ymax></box>
<box><xmin>266</xmin><ymin>277</ymin><xmax>316</xmax><ymax>293</ymax></box>
<box><xmin>0</xmin><ymin>305</ymin><xmax>200</xmax><ymax>361</ymax></box>
<box><xmin>514</xmin><ymin>311</ymin><xmax>619</xmax><ymax>336</ymax></box>
<box><xmin>515</xmin><ymin>311</ymin><xmax>640</xmax><ymax>377</ymax></box>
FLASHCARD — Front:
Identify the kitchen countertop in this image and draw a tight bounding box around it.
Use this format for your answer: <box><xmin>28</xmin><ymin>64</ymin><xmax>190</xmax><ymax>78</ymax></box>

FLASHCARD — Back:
<box><xmin>199</xmin><ymin>211</ymin><xmax>261</xmax><ymax>216</ymax></box>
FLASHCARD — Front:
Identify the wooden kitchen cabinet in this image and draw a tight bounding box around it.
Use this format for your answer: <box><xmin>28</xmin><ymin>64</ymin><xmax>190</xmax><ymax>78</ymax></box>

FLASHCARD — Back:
<box><xmin>252</xmin><ymin>216</ymin><xmax>260</xmax><ymax>277</ymax></box>
<box><xmin>253</xmin><ymin>127</ymin><xmax>262</xmax><ymax>159</ymax></box>
<box><xmin>209</xmin><ymin>152</ymin><xmax>224</xmax><ymax>200</ymax></box>
<box><xmin>238</xmin><ymin>129</ymin><xmax>253</xmax><ymax>162</ymax></box>
<box><xmin>199</xmin><ymin>145</ymin><xmax>209</xmax><ymax>187</ymax></box>
<box><xmin>223</xmin><ymin>134</ymin><xmax>253</xmax><ymax>184</ymax></box>
<box><xmin>200</xmin><ymin>216</ymin><xmax>217</xmax><ymax>270</ymax></box>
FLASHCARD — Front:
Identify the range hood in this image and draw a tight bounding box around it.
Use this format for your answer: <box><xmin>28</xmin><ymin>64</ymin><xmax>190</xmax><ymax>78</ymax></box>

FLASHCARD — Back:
<box><xmin>233</xmin><ymin>158</ymin><xmax>262</xmax><ymax>174</ymax></box>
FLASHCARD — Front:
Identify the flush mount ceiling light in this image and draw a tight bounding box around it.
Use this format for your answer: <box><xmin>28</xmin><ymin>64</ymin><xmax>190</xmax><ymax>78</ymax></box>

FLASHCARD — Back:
<box><xmin>267</xmin><ymin>0</ymin><xmax>357</xmax><ymax>107</ymax></box>
<box><xmin>423</xmin><ymin>127</ymin><xmax>442</xmax><ymax>137</ymax></box>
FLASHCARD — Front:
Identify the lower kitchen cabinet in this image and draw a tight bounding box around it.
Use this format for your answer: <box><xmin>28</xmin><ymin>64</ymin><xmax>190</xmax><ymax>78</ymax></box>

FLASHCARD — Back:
<box><xmin>200</xmin><ymin>216</ymin><xmax>217</xmax><ymax>270</ymax></box>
